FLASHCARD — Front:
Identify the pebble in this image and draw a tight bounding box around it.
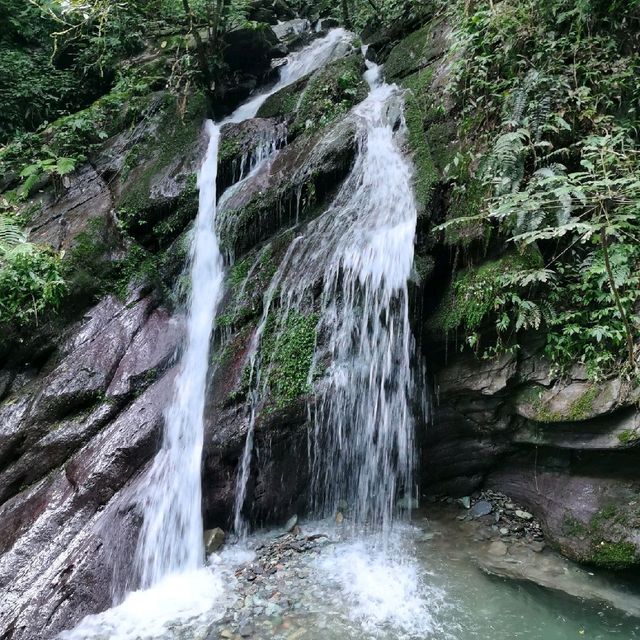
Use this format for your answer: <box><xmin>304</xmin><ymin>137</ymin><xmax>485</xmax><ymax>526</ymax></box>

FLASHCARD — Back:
<box><xmin>515</xmin><ymin>510</ymin><xmax>533</xmax><ymax>521</ymax></box>
<box><xmin>285</xmin><ymin>515</ymin><xmax>298</xmax><ymax>532</ymax></box>
<box><xmin>488</xmin><ymin>541</ymin><xmax>508</xmax><ymax>556</ymax></box>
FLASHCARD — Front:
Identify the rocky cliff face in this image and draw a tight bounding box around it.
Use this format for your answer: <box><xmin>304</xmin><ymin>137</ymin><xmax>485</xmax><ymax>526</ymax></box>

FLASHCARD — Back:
<box><xmin>1</xmin><ymin>8</ymin><xmax>639</xmax><ymax>640</ymax></box>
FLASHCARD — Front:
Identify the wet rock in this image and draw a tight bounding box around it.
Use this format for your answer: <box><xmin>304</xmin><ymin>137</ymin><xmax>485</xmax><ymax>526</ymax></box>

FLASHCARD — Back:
<box><xmin>0</xmin><ymin>372</ymin><xmax>174</xmax><ymax>639</ymax></box>
<box><xmin>316</xmin><ymin>18</ymin><xmax>340</xmax><ymax>32</ymax></box>
<box><xmin>488</xmin><ymin>541</ymin><xmax>508</xmax><ymax>556</ymax></box>
<box><xmin>469</xmin><ymin>500</ymin><xmax>493</xmax><ymax>519</ymax></box>
<box><xmin>28</xmin><ymin>165</ymin><xmax>113</xmax><ymax>252</ymax></box>
<box><xmin>204</xmin><ymin>527</ymin><xmax>226</xmax><ymax>554</ymax></box>
<box><xmin>285</xmin><ymin>515</ymin><xmax>298</xmax><ymax>532</ymax></box>
<box><xmin>515</xmin><ymin>510</ymin><xmax>533</xmax><ymax>521</ymax></box>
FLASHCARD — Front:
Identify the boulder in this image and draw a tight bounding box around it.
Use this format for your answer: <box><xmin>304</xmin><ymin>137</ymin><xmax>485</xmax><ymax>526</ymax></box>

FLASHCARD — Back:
<box><xmin>204</xmin><ymin>527</ymin><xmax>226</xmax><ymax>554</ymax></box>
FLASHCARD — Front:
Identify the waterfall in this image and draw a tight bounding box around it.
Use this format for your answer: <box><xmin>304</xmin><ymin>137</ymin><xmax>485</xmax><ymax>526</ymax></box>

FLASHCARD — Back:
<box><xmin>310</xmin><ymin>69</ymin><xmax>418</xmax><ymax>533</ymax></box>
<box><xmin>235</xmin><ymin>61</ymin><xmax>419</xmax><ymax>534</ymax></box>
<box><xmin>134</xmin><ymin>27</ymin><xmax>355</xmax><ymax>586</ymax></box>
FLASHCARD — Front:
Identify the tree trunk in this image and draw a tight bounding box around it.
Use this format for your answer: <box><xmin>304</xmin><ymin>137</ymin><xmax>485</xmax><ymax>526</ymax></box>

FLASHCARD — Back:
<box><xmin>341</xmin><ymin>0</ymin><xmax>353</xmax><ymax>29</ymax></box>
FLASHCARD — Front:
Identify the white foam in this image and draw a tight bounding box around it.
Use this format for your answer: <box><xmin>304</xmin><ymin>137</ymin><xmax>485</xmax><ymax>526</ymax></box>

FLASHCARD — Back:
<box><xmin>315</xmin><ymin>531</ymin><xmax>446</xmax><ymax>638</ymax></box>
<box><xmin>58</xmin><ymin>569</ymin><xmax>227</xmax><ymax>640</ymax></box>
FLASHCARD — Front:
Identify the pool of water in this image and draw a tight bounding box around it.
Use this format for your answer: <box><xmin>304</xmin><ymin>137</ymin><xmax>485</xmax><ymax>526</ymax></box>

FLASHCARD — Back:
<box><xmin>61</xmin><ymin>516</ymin><xmax>640</xmax><ymax>640</ymax></box>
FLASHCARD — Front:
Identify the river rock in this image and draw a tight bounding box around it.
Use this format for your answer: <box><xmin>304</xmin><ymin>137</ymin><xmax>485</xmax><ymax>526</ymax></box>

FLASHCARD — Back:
<box><xmin>285</xmin><ymin>515</ymin><xmax>298</xmax><ymax>532</ymax></box>
<box><xmin>488</xmin><ymin>541</ymin><xmax>508</xmax><ymax>556</ymax></box>
<box><xmin>204</xmin><ymin>527</ymin><xmax>226</xmax><ymax>554</ymax></box>
<box><xmin>515</xmin><ymin>510</ymin><xmax>533</xmax><ymax>521</ymax></box>
<box><xmin>470</xmin><ymin>500</ymin><xmax>493</xmax><ymax>518</ymax></box>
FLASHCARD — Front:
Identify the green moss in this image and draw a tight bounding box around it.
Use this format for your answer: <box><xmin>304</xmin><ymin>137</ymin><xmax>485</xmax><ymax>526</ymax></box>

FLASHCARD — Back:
<box><xmin>151</xmin><ymin>173</ymin><xmax>198</xmax><ymax>246</ymax></box>
<box><xmin>591</xmin><ymin>541</ymin><xmax>637</xmax><ymax>570</ymax></box>
<box><xmin>522</xmin><ymin>384</ymin><xmax>599</xmax><ymax>423</ymax></box>
<box><xmin>400</xmin><ymin>69</ymin><xmax>439</xmax><ymax>209</ymax></box>
<box><xmin>563</xmin><ymin>505</ymin><xmax>638</xmax><ymax>570</ymax></box>
<box><xmin>116</xmin><ymin>93</ymin><xmax>206</xmax><ymax>238</ymax></box>
<box><xmin>219</xmin><ymin>136</ymin><xmax>242</xmax><ymax>166</ymax></box>
<box><xmin>590</xmin><ymin>505</ymin><xmax>628</xmax><ymax>531</ymax></box>
<box><xmin>618</xmin><ymin>429</ymin><xmax>640</xmax><ymax>445</ymax></box>
<box><xmin>66</xmin><ymin>217</ymin><xmax>119</xmax><ymax>300</ymax></box>
<box><xmin>291</xmin><ymin>55</ymin><xmax>367</xmax><ymax>135</ymax></box>
<box><xmin>229</xmin><ymin>257</ymin><xmax>251</xmax><ymax>288</ymax></box>
<box><xmin>384</xmin><ymin>18</ymin><xmax>443</xmax><ymax>80</ymax></box>
<box><xmin>562</xmin><ymin>515</ymin><xmax>588</xmax><ymax>537</ymax></box>
<box><xmin>261</xmin><ymin>310</ymin><xmax>318</xmax><ymax>408</ymax></box>
<box><xmin>567</xmin><ymin>385</ymin><xmax>598</xmax><ymax>421</ymax></box>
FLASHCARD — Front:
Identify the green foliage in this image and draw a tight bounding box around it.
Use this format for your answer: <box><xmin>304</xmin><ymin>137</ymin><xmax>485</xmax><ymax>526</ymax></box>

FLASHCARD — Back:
<box><xmin>0</xmin><ymin>244</ymin><xmax>66</xmax><ymax>329</ymax></box>
<box><xmin>432</xmin><ymin>250</ymin><xmax>549</xmax><ymax>353</ymax></box>
<box><xmin>433</xmin><ymin>0</ymin><xmax>640</xmax><ymax>378</ymax></box>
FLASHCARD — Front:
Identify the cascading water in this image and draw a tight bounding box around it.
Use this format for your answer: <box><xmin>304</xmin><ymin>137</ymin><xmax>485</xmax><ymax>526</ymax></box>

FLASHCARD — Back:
<box><xmin>134</xmin><ymin>26</ymin><xmax>354</xmax><ymax>584</ymax></box>
<box><xmin>234</xmin><ymin>60</ymin><xmax>419</xmax><ymax>535</ymax></box>
<box><xmin>134</xmin><ymin>121</ymin><xmax>223</xmax><ymax>586</ymax></box>
<box><xmin>310</xmin><ymin>71</ymin><xmax>419</xmax><ymax>532</ymax></box>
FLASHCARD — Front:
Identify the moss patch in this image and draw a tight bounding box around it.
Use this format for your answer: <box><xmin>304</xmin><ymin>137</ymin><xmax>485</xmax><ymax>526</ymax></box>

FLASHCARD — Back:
<box><xmin>261</xmin><ymin>310</ymin><xmax>318</xmax><ymax>408</ymax></box>
<box><xmin>591</xmin><ymin>541</ymin><xmax>637</xmax><ymax>570</ymax></box>
<box><xmin>116</xmin><ymin>92</ymin><xmax>205</xmax><ymax>244</ymax></box>
<box><xmin>385</xmin><ymin>18</ymin><xmax>445</xmax><ymax>81</ymax></box>
<box><xmin>618</xmin><ymin>429</ymin><xmax>640</xmax><ymax>445</ymax></box>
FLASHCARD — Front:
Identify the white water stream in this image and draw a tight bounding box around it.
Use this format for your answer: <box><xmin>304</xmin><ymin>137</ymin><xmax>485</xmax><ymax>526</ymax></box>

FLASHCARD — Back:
<box><xmin>233</xmin><ymin>60</ymin><xmax>419</xmax><ymax>536</ymax></box>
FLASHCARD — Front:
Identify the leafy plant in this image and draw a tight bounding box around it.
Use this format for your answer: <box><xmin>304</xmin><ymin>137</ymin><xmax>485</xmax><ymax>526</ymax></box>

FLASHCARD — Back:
<box><xmin>433</xmin><ymin>0</ymin><xmax>640</xmax><ymax>378</ymax></box>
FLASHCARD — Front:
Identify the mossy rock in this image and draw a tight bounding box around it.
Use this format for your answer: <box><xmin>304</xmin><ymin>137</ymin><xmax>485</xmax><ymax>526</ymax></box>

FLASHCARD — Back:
<box><xmin>219</xmin><ymin>117</ymin><xmax>358</xmax><ymax>256</ymax></box>
<box><xmin>515</xmin><ymin>378</ymin><xmax>635</xmax><ymax>424</ymax></box>
<box><xmin>259</xmin><ymin>309</ymin><xmax>318</xmax><ymax>409</ymax></box>
<box><xmin>384</xmin><ymin>18</ymin><xmax>449</xmax><ymax>81</ymax></box>
<box><xmin>400</xmin><ymin>68</ymin><xmax>456</xmax><ymax>213</ymax></box>
<box><xmin>562</xmin><ymin>505</ymin><xmax>640</xmax><ymax>570</ymax></box>
<box><xmin>290</xmin><ymin>54</ymin><xmax>368</xmax><ymax>136</ymax></box>
<box><xmin>257</xmin><ymin>74</ymin><xmax>311</xmax><ymax>120</ymax></box>
<box><xmin>115</xmin><ymin>92</ymin><xmax>206</xmax><ymax>248</ymax></box>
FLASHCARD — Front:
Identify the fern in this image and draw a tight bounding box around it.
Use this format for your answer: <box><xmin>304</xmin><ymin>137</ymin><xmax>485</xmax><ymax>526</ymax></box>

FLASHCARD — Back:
<box><xmin>0</xmin><ymin>215</ymin><xmax>28</xmax><ymax>257</ymax></box>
